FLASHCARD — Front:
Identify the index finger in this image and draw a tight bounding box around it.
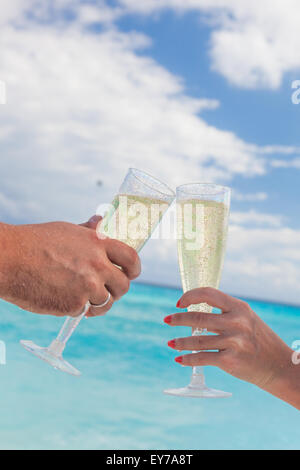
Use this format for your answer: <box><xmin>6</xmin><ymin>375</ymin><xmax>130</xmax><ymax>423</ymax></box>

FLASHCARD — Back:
<box><xmin>178</xmin><ymin>287</ymin><xmax>238</xmax><ymax>313</ymax></box>
<box><xmin>164</xmin><ymin>311</ymin><xmax>225</xmax><ymax>333</ymax></box>
<box><xmin>101</xmin><ymin>238</ymin><xmax>141</xmax><ymax>280</ymax></box>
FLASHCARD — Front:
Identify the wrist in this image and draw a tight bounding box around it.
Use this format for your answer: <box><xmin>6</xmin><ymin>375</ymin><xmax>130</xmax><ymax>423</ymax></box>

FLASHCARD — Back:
<box><xmin>0</xmin><ymin>223</ymin><xmax>19</xmax><ymax>299</ymax></box>
<box><xmin>262</xmin><ymin>350</ymin><xmax>300</xmax><ymax>410</ymax></box>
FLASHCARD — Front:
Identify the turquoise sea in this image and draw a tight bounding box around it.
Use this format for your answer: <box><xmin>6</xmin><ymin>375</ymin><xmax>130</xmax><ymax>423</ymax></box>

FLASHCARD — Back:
<box><xmin>0</xmin><ymin>282</ymin><xmax>299</xmax><ymax>450</ymax></box>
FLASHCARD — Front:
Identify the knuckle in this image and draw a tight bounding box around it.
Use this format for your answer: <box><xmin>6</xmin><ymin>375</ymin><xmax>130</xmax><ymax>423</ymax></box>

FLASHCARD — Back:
<box><xmin>221</xmin><ymin>351</ymin><xmax>238</xmax><ymax>373</ymax></box>
<box><xmin>122</xmin><ymin>276</ymin><xmax>130</xmax><ymax>294</ymax></box>
<box><xmin>127</xmin><ymin>249</ymin><xmax>141</xmax><ymax>278</ymax></box>
<box><xmin>199</xmin><ymin>286</ymin><xmax>214</xmax><ymax>299</ymax></box>
<box><xmin>126</xmin><ymin>246</ymin><xmax>138</xmax><ymax>264</ymax></box>
<box><xmin>228</xmin><ymin>334</ymin><xmax>248</xmax><ymax>351</ymax></box>
<box><xmin>85</xmin><ymin>274</ymin><xmax>99</xmax><ymax>295</ymax></box>
<box><xmin>201</xmin><ymin>286</ymin><xmax>215</xmax><ymax>295</ymax></box>
<box><xmin>115</xmin><ymin>276</ymin><xmax>130</xmax><ymax>299</ymax></box>
<box><xmin>228</xmin><ymin>309</ymin><xmax>252</xmax><ymax>332</ymax></box>
<box><xmin>194</xmin><ymin>312</ymin><xmax>204</xmax><ymax>325</ymax></box>
<box><xmin>193</xmin><ymin>336</ymin><xmax>203</xmax><ymax>350</ymax></box>
<box><xmin>239</xmin><ymin>314</ymin><xmax>254</xmax><ymax>333</ymax></box>
<box><xmin>91</xmin><ymin>254</ymin><xmax>107</xmax><ymax>273</ymax></box>
<box><xmin>238</xmin><ymin>299</ymin><xmax>252</xmax><ymax>314</ymax></box>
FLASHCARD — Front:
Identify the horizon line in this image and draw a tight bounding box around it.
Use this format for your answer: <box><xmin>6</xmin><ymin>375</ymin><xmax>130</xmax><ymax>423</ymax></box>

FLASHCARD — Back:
<box><xmin>133</xmin><ymin>280</ymin><xmax>300</xmax><ymax>310</ymax></box>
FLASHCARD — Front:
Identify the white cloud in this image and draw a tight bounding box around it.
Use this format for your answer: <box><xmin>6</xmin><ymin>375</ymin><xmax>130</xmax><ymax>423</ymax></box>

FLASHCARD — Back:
<box><xmin>0</xmin><ymin>1</ymin><xmax>299</xmax><ymax>305</ymax></box>
<box><xmin>119</xmin><ymin>0</ymin><xmax>300</xmax><ymax>90</ymax></box>
<box><xmin>0</xmin><ymin>192</ymin><xmax>40</xmax><ymax>221</ymax></box>
<box><xmin>77</xmin><ymin>4</ymin><xmax>122</xmax><ymax>25</ymax></box>
<box><xmin>0</xmin><ymin>0</ymin><xmax>123</xmax><ymax>27</ymax></box>
<box><xmin>1</xmin><ymin>8</ymin><xmax>280</xmax><ymax>224</ymax></box>
<box><xmin>4</xmin><ymin>1</ymin><xmax>300</xmax><ymax>91</ymax></box>
<box><xmin>271</xmin><ymin>158</ymin><xmax>300</xmax><ymax>169</ymax></box>
<box><xmin>254</xmin><ymin>145</ymin><xmax>300</xmax><ymax>156</ymax></box>
<box><xmin>223</xmin><ymin>224</ymin><xmax>300</xmax><ymax>303</ymax></box>
<box><xmin>230</xmin><ymin>210</ymin><xmax>283</xmax><ymax>228</ymax></box>
<box><xmin>0</xmin><ymin>0</ymin><xmax>30</xmax><ymax>25</ymax></box>
<box><xmin>232</xmin><ymin>191</ymin><xmax>268</xmax><ymax>202</ymax></box>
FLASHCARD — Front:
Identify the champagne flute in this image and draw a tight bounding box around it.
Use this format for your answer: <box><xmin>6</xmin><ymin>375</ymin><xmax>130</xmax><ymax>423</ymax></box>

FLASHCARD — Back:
<box><xmin>164</xmin><ymin>183</ymin><xmax>232</xmax><ymax>398</ymax></box>
<box><xmin>20</xmin><ymin>168</ymin><xmax>175</xmax><ymax>376</ymax></box>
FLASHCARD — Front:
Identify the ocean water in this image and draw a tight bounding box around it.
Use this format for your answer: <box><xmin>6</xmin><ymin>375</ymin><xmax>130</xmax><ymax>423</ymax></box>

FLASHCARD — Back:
<box><xmin>0</xmin><ymin>282</ymin><xmax>299</xmax><ymax>450</ymax></box>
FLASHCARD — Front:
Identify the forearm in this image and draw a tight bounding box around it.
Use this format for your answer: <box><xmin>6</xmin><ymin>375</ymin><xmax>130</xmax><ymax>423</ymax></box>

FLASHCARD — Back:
<box><xmin>0</xmin><ymin>222</ymin><xmax>19</xmax><ymax>302</ymax></box>
<box><xmin>262</xmin><ymin>351</ymin><xmax>300</xmax><ymax>410</ymax></box>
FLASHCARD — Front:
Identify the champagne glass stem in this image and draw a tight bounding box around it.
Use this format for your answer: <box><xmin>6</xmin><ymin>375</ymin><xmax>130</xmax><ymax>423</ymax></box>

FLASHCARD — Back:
<box><xmin>190</xmin><ymin>327</ymin><xmax>206</xmax><ymax>388</ymax></box>
<box><xmin>48</xmin><ymin>303</ymin><xmax>90</xmax><ymax>356</ymax></box>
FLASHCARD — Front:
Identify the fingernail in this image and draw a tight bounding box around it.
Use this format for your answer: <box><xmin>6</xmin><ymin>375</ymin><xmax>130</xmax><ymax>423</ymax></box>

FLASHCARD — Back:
<box><xmin>164</xmin><ymin>315</ymin><xmax>172</xmax><ymax>325</ymax></box>
<box><xmin>89</xmin><ymin>215</ymin><xmax>100</xmax><ymax>223</ymax></box>
<box><xmin>167</xmin><ymin>339</ymin><xmax>176</xmax><ymax>349</ymax></box>
<box><xmin>175</xmin><ymin>356</ymin><xmax>183</xmax><ymax>364</ymax></box>
<box><xmin>176</xmin><ymin>300</ymin><xmax>181</xmax><ymax>308</ymax></box>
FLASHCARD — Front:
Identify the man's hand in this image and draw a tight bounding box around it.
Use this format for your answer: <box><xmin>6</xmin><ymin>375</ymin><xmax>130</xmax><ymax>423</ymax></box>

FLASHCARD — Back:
<box><xmin>165</xmin><ymin>288</ymin><xmax>300</xmax><ymax>409</ymax></box>
<box><xmin>0</xmin><ymin>216</ymin><xmax>141</xmax><ymax>317</ymax></box>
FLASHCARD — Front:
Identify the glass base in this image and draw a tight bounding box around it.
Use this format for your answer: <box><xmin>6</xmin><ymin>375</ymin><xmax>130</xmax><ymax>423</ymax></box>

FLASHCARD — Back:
<box><xmin>20</xmin><ymin>340</ymin><xmax>81</xmax><ymax>377</ymax></box>
<box><xmin>164</xmin><ymin>384</ymin><xmax>232</xmax><ymax>398</ymax></box>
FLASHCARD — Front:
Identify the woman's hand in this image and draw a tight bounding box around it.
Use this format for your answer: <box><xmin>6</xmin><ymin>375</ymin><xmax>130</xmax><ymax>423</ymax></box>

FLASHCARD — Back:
<box><xmin>165</xmin><ymin>287</ymin><xmax>300</xmax><ymax>409</ymax></box>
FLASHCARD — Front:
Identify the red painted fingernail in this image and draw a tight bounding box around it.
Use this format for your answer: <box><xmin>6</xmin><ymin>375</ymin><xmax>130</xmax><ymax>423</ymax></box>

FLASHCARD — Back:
<box><xmin>168</xmin><ymin>340</ymin><xmax>176</xmax><ymax>349</ymax></box>
<box><xmin>175</xmin><ymin>356</ymin><xmax>183</xmax><ymax>364</ymax></box>
<box><xmin>164</xmin><ymin>315</ymin><xmax>172</xmax><ymax>324</ymax></box>
<box><xmin>176</xmin><ymin>300</ymin><xmax>181</xmax><ymax>308</ymax></box>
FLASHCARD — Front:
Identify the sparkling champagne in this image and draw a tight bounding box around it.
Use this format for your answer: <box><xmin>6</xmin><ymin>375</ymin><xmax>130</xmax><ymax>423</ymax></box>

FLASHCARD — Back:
<box><xmin>100</xmin><ymin>194</ymin><xmax>169</xmax><ymax>252</ymax></box>
<box><xmin>177</xmin><ymin>199</ymin><xmax>229</xmax><ymax>312</ymax></box>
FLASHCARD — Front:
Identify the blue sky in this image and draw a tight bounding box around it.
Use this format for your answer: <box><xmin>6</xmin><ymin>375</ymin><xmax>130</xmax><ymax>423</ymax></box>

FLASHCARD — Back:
<box><xmin>118</xmin><ymin>8</ymin><xmax>300</xmax><ymax>224</ymax></box>
<box><xmin>1</xmin><ymin>0</ymin><xmax>300</xmax><ymax>303</ymax></box>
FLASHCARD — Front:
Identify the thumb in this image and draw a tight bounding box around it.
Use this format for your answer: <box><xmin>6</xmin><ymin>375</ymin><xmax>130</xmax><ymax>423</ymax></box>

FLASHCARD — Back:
<box><xmin>80</xmin><ymin>215</ymin><xmax>103</xmax><ymax>230</ymax></box>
